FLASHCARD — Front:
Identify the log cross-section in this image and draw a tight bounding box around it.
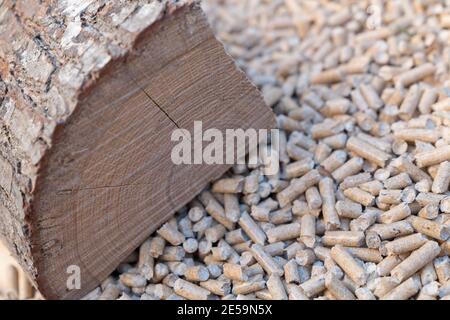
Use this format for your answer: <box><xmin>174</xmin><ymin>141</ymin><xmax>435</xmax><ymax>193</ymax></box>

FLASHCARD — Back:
<box><xmin>0</xmin><ymin>0</ymin><xmax>275</xmax><ymax>299</ymax></box>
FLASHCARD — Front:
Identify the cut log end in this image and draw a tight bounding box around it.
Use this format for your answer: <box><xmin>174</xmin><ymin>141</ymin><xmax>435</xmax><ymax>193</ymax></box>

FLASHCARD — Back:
<box><xmin>0</xmin><ymin>2</ymin><xmax>274</xmax><ymax>299</ymax></box>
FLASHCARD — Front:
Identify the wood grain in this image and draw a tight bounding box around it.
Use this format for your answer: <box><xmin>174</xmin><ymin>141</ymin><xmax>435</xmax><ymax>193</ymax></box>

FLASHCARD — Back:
<box><xmin>0</xmin><ymin>1</ymin><xmax>275</xmax><ymax>299</ymax></box>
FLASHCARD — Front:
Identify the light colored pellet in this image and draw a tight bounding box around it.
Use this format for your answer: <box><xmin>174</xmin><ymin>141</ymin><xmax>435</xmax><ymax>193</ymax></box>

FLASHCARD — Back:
<box><xmin>300</xmin><ymin>214</ymin><xmax>316</xmax><ymax>248</ymax></box>
<box><xmin>223</xmin><ymin>263</ymin><xmax>247</xmax><ymax>282</ymax></box>
<box><xmin>377</xmin><ymin>256</ymin><xmax>403</xmax><ymax>277</ymax></box>
<box><xmin>392</xmin><ymin>156</ymin><xmax>432</xmax><ymax>183</ymax></box>
<box><xmin>286</xmin><ymin>284</ymin><xmax>309</xmax><ymax>300</ymax></box>
<box><xmin>346</xmin><ymin>136</ymin><xmax>391</xmax><ymax>167</ymax></box>
<box><xmin>331</xmin><ymin>245</ymin><xmax>367</xmax><ymax>286</ymax></box>
<box><xmin>267</xmin><ymin>275</ymin><xmax>288</xmax><ymax>300</ymax></box>
<box><xmin>335</xmin><ymin>200</ymin><xmax>363</xmax><ymax>219</ymax></box>
<box><xmin>350</xmin><ymin>210</ymin><xmax>378</xmax><ymax>232</ymax></box>
<box><xmin>321</xmin><ymin>150</ymin><xmax>347</xmax><ymax>173</ymax></box>
<box><xmin>250</xmin><ymin>244</ymin><xmax>284</xmax><ymax>276</ymax></box>
<box><xmin>381</xmin><ymin>276</ymin><xmax>421</xmax><ymax>300</ymax></box>
<box><xmin>174</xmin><ymin>279</ymin><xmax>212</xmax><ymax>300</ymax></box>
<box><xmin>322</xmin><ymin>231</ymin><xmax>365</xmax><ymax>247</ymax></box>
<box><xmin>378</xmin><ymin>203</ymin><xmax>411</xmax><ymax>224</ymax></box>
<box><xmin>266</xmin><ymin>223</ymin><xmax>301</xmax><ymax>243</ymax></box>
<box><xmin>332</xmin><ymin>157</ymin><xmax>364</xmax><ymax>183</ymax></box>
<box><xmin>359</xmin><ymin>180</ymin><xmax>384</xmax><ymax>196</ymax></box>
<box><xmin>225</xmin><ymin>228</ymin><xmax>248</xmax><ymax>245</ymax></box>
<box><xmin>398</xmin><ymin>84</ymin><xmax>421</xmax><ymax>120</ymax></box>
<box><xmin>431</xmin><ymin>161</ymin><xmax>450</xmax><ymax>194</ymax></box>
<box><xmin>378</xmin><ymin>189</ymin><xmax>403</xmax><ymax>205</ymax></box>
<box><xmin>152</xmin><ymin>263</ymin><xmax>169</xmax><ymax>283</ymax></box>
<box><xmin>99</xmin><ymin>284</ymin><xmax>121</xmax><ymax>300</ymax></box>
<box><xmin>120</xmin><ymin>273</ymin><xmax>146</xmax><ymax>288</ymax></box>
<box><xmin>224</xmin><ymin>193</ymin><xmax>241</xmax><ymax>223</ymax></box>
<box><xmin>344</xmin><ymin>247</ymin><xmax>382</xmax><ymax>263</ymax></box>
<box><xmin>264</xmin><ymin>242</ymin><xmax>285</xmax><ymax>256</ymax></box>
<box><xmin>391</xmin><ymin>241</ymin><xmax>441</xmax><ymax>283</ymax></box>
<box><xmin>205</xmin><ymin>197</ymin><xmax>235</xmax><ymax>231</ymax></box>
<box><xmin>157</xmin><ymin>222</ymin><xmax>185</xmax><ymax>246</ymax></box>
<box><xmin>319</xmin><ymin>177</ymin><xmax>341</xmax><ymax>230</ymax></box>
<box><xmin>212</xmin><ymin>177</ymin><xmax>244</xmax><ymax>194</ymax></box>
<box><xmin>343</xmin><ymin>187</ymin><xmax>375</xmax><ymax>207</ymax></box>
<box><xmin>185</xmin><ymin>266</ymin><xmax>210</xmax><ymax>282</ymax></box>
<box><xmin>295</xmin><ymin>249</ymin><xmax>316</xmax><ymax>266</ymax></box>
<box><xmin>325</xmin><ymin>273</ymin><xmax>356</xmax><ymax>300</ymax></box>
<box><xmin>434</xmin><ymin>256</ymin><xmax>450</xmax><ymax>284</ymax></box>
<box><xmin>415</xmin><ymin>145</ymin><xmax>450</xmax><ymax>168</ymax></box>
<box><xmin>300</xmin><ymin>274</ymin><xmax>326</xmax><ymax>298</ymax></box>
<box><xmin>408</xmin><ymin>215</ymin><xmax>450</xmax><ymax>241</ymax></box>
<box><xmin>232</xmin><ymin>279</ymin><xmax>266</xmax><ymax>295</ymax></box>
<box><xmin>394</xmin><ymin>128</ymin><xmax>440</xmax><ymax>143</ymax></box>
<box><xmin>238</xmin><ymin>211</ymin><xmax>267</xmax><ymax>245</ymax></box>
<box><xmin>421</xmin><ymin>262</ymin><xmax>438</xmax><ymax>285</ymax></box>
<box><xmin>200</xmin><ymin>279</ymin><xmax>231</xmax><ymax>296</ymax></box>
<box><xmin>284</xmin><ymin>159</ymin><xmax>313</xmax><ymax>181</ymax></box>
<box><xmin>205</xmin><ymin>224</ymin><xmax>227</xmax><ymax>243</ymax></box>
<box><xmin>284</xmin><ymin>260</ymin><xmax>301</xmax><ymax>284</ymax></box>
<box><xmin>277</xmin><ymin>170</ymin><xmax>322</xmax><ymax>207</ymax></box>
<box><xmin>365</xmin><ymin>231</ymin><xmax>381</xmax><ymax>249</ymax></box>
<box><xmin>395</xmin><ymin>63</ymin><xmax>436</xmax><ymax>87</ymax></box>
<box><xmin>355</xmin><ymin>287</ymin><xmax>376</xmax><ymax>300</ymax></box>
<box><xmin>418</xmin><ymin>203</ymin><xmax>439</xmax><ymax>220</ymax></box>
<box><xmin>369</xmin><ymin>221</ymin><xmax>414</xmax><ymax>240</ymax></box>
<box><xmin>384</xmin><ymin>233</ymin><xmax>428</xmax><ymax>255</ymax></box>
<box><xmin>138</xmin><ymin>239</ymin><xmax>154</xmax><ymax>281</ymax></box>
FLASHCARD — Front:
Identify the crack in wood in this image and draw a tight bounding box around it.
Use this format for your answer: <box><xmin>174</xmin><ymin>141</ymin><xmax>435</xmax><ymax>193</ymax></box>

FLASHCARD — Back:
<box><xmin>122</xmin><ymin>64</ymin><xmax>183</xmax><ymax>130</ymax></box>
<box><xmin>138</xmin><ymin>86</ymin><xmax>181</xmax><ymax>129</ymax></box>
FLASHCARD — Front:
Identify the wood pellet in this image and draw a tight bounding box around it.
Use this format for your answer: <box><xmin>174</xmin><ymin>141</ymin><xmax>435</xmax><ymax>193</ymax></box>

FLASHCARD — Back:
<box><xmin>74</xmin><ymin>0</ymin><xmax>450</xmax><ymax>301</ymax></box>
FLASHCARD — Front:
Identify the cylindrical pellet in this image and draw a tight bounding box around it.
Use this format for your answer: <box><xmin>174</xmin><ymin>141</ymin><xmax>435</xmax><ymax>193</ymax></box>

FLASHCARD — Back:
<box><xmin>343</xmin><ymin>187</ymin><xmax>375</xmax><ymax>206</ymax></box>
<box><xmin>335</xmin><ymin>200</ymin><xmax>363</xmax><ymax>219</ymax></box>
<box><xmin>250</xmin><ymin>244</ymin><xmax>284</xmax><ymax>276</ymax></box>
<box><xmin>346</xmin><ymin>136</ymin><xmax>391</xmax><ymax>167</ymax></box>
<box><xmin>415</xmin><ymin>145</ymin><xmax>450</xmax><ymax>168</ymax></box>
<box><xmin>383</xmin><ymin>233</ymin><xmax>428</xmax><ymax>255</ymax></box>
<box><xmin>322</xmin><ymin>231</ymin><xmax>365</xmax><ymax>247</ymax></box>
<box><xmin>300</xmin><ymin>214</ymin><xmax>316</xmax><ymax>248</ymax></box>
<box><xmin>319</xmin><ymin>177</ymin><xmax>341</xmax><ymax>230</ymax></box>
<box><xmin>391</xmin><ymin>241</ymin><xmax>441</xmax><ymax>283</ymax></box>
<box><xmin>431</xmin><ymin>161</ymin><xmax>450</xmax><ymax>194</ymax></box>
<box><xmin>325</xmin><ymin>273</ymin><xmax>356</xmax><ymax>300</ymax></box>
<box><xmin>174</xmin><ymin>279</ymin><xmax>212</xmax><ymax>300</ymax></box>
<box><xmin>408</xmin><ymin>215</ymin><xmax>450</xmax><ymax>241</ymax></box>
<box><xmin>238</xmin><ymin>211</ymin><xmax>267</xmax><ymax>245</ymax></box>
<box><xmin>378</xmin><ymin>203</ymin><xmax>411</xmax><ymax>224</ymax></box>
<box><xmin>266</xmin><ymin>223</ymin><xmax>301</xmax><ymax>243</ymax></box>
<box><xmin>381</xmin><ymin>276</ymin><xmax>421</xmax><ymax>300</ymax></box>
<box><xmin>185</xmin><ymin>265</ymin><xmax>210</xmax><ymax>282</ymax></box>
<box><xmin>332</xmin><ymin>157</ymin><xmax>364</xmax><ymax>183</ymax></box>
<box><xmin>277</xmin><ymin>170</ymin><xmax>322</xmax><ymax>207</ymax></box>
<box><xmin>330</xmin><ymin>245</ymin><xmax>367</xmax><ymax>286</ymax></box>
<box><xmin>267</xmin><ymin>275</ymin><xmax>288</xmax><ymax>300</ymax></box>
<box><xmin>369</xmin><ymin>221</ymin><xmax>414</xmax><ymax>240</ymax></box>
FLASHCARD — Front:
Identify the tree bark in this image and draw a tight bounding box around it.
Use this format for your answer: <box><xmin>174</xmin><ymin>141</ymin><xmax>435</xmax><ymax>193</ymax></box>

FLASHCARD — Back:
<box><xmin>0</xmin><ymin>0</ymin><xmax>274</xmax><ymax>299</ymax></box>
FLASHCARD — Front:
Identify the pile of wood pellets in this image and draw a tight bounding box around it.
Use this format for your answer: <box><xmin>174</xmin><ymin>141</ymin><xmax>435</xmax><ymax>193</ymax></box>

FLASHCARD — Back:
<box><xmin>85</xmin><ymin>0</ymin><xmax>450</xmax><ymax>300</ymax></box>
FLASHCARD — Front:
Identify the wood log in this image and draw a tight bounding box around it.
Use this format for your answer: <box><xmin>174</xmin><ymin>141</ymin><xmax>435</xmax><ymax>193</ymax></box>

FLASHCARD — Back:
<box><xmin>0</xmin><ymin>0</ymin><xmax>274</xmax><ymax>299</ymax></box>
